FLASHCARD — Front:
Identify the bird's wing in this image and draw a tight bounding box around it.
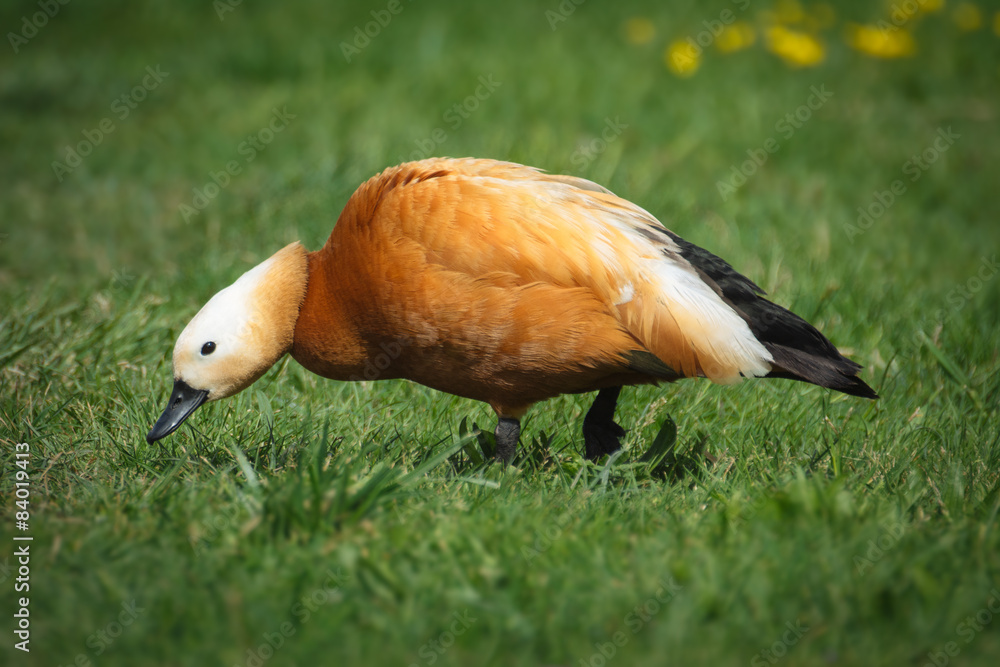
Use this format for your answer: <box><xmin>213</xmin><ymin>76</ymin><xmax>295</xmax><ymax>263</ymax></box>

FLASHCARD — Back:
<box><xmin>347</xmin><ymin>158</ymin><xmax>773</xmax><ymax>383</ymax></box>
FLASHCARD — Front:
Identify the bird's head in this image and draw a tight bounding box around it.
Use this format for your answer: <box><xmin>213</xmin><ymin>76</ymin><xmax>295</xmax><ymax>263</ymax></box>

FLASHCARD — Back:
<box><xmin>146</xmin><ymin>242</ymin><xmax>309</xmax><ymax>443</ymax></box>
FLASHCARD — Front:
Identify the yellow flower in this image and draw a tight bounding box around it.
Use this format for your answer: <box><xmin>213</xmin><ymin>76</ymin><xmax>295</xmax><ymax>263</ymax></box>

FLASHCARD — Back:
<box><xmin>952</xmin><ymin>3</ymin><xmax>983</xmax><ymax>31</ymax></box>
<box><xmin>917</xmin><ymin>0</ymin><xmax>945</xmax><ymax>13</ymax></box>
<box><xmin>625</xmin><ymin>18</ymin><xmax>655</xmax><ymax>46</ymax></box>
<box><xmin>716</xmin><ymin>21</ymin><xmax>756</xmax><ymax>53</ymax></box>
<box><xmin>845</xmin><ymin>23</ymin><xmax>917</xmax><ymax>58</ymax></box>
<box><xmin>994</xmin><ymin>10</ymin><xmax>1000</xmax><ymax>37</ymax></box>
<box><xmin>765</xmin><ymin>25</ymin><xmax>825</xmax><ymax>67</ymax></box>
<box><xmin>665</xmin><ymin>39</ymin><xmax>700</xmax><ymax>77</ymax></box>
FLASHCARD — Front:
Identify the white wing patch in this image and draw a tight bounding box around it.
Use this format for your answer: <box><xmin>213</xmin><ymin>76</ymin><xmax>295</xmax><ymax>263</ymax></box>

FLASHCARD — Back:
<box><xmin>547</xmin><ymin>180</ymin><xmax>773</xmax><ymax>383</ymax></box>
<box><xmin>649</xmin><ymin>258</ymin><xmax>773</xmax><ymax>382</ymax></box>
<box><xmin>613</xmin><ymin>283</ymin><xmax>635</xmax><ymax>306</ymax></box>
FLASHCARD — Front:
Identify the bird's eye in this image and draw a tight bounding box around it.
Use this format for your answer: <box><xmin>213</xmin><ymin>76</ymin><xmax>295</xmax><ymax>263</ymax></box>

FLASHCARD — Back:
<box><xmin>201</xmin><ymin>342</ymin><xmax>217</xmax><ymax>356</ymax></box>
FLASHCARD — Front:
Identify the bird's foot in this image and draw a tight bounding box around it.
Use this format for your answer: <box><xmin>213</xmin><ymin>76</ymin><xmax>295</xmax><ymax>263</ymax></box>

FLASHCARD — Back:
<box><xmin>495</xmin><ymin>417</ymin><xmax>521</xmax><ymax>464</ymax></box>
<box><xmin>583</xmin><ymin>420</ymin><xmax>625</xmax><ymax>461</ymax></box>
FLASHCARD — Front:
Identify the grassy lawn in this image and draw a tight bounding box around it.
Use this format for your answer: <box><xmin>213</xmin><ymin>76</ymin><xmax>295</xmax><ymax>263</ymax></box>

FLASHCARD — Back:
<box><xmin>2</xmin><ymin>0</ymin><xmax>999</xmax><ymax>665</ymax></box>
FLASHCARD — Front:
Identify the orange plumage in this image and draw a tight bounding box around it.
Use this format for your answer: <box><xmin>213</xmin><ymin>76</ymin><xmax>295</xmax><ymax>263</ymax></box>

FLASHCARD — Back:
<box><xmin>148</xmin><ymin>158</ymin><xmax>876</xmax><ymax>460</ymax></box>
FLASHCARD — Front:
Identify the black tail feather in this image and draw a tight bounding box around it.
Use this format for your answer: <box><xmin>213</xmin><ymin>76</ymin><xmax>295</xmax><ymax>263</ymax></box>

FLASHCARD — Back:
<box><xmin>658</xmin><ymin>229</ymin><xmax>878</xmax><ymax>400</ymax></box>
<box><xmin>740</xmin><ymin>298</ymin><xmax>878</xmax><ymax>399</ymax></box>
<box><xmin>764</xmin><ymin>343</ymin><xmax>878</xmax><ymax>399</ymax></box>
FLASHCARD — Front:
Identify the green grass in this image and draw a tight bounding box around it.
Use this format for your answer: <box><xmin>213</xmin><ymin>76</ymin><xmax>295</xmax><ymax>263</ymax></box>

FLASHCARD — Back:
<box><xmin>2</xmin><ymin>1</ymin><xmax>1000</xmax><ymax>665</ymax></box>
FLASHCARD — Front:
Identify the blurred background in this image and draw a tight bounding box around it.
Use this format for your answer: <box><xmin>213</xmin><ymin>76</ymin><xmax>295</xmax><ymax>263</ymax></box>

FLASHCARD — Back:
<box><xmin>2</xmin><ymin>1</ymin><xmax>1000</xmax><ymax>665</ymax></box>
<box><xmin>2</xmin><ymin>0</ymin><xmax>997</xmax><ymax>296</ymax></box>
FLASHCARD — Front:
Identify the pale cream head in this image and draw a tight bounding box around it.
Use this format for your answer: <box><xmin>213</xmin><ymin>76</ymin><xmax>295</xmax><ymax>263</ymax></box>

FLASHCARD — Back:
<box><xmin>172</xmin><ymin>242</ymin><xmax>309</xmax><ymax>400</ymax></box>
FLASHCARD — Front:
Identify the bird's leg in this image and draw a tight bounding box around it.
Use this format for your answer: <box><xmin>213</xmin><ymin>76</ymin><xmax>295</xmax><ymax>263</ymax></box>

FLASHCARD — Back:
<box><xmin>495</xmin><ymin>417</ymin><xmax>521</xmax><ymax>464</ymax></box>
<box><xmin>583</xmin><ymin>386</ymin><xmax>626</xmax><ymax>461</ymax></box>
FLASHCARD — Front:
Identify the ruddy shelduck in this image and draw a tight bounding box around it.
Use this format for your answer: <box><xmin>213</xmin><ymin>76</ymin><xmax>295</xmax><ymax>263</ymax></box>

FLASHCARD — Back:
<box><xmin>147</xmin><ymin>158</ymin><xmax>876</xmax><ymax>461</ymax></box>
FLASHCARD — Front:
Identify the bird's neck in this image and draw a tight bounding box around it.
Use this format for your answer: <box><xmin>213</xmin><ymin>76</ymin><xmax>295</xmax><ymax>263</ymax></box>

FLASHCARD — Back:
<box><xmin>290</xmin><ymin>246</ymin><xmax>369</xmax><ymax>381</ymax></box>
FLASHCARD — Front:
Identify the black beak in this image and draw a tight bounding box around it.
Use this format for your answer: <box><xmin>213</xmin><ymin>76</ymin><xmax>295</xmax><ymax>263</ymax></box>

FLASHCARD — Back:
<box><xmin>146</xmin><ymin>379</ymin><xmax>210</xmax><ymax>444</ymax></box>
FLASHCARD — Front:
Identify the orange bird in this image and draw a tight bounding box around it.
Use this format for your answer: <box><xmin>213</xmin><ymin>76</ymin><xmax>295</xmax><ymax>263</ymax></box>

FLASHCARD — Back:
<box><xmin>147</xmin><ymin>158</ymin><xmax>876</xmax><ymax>461</ymax></box>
